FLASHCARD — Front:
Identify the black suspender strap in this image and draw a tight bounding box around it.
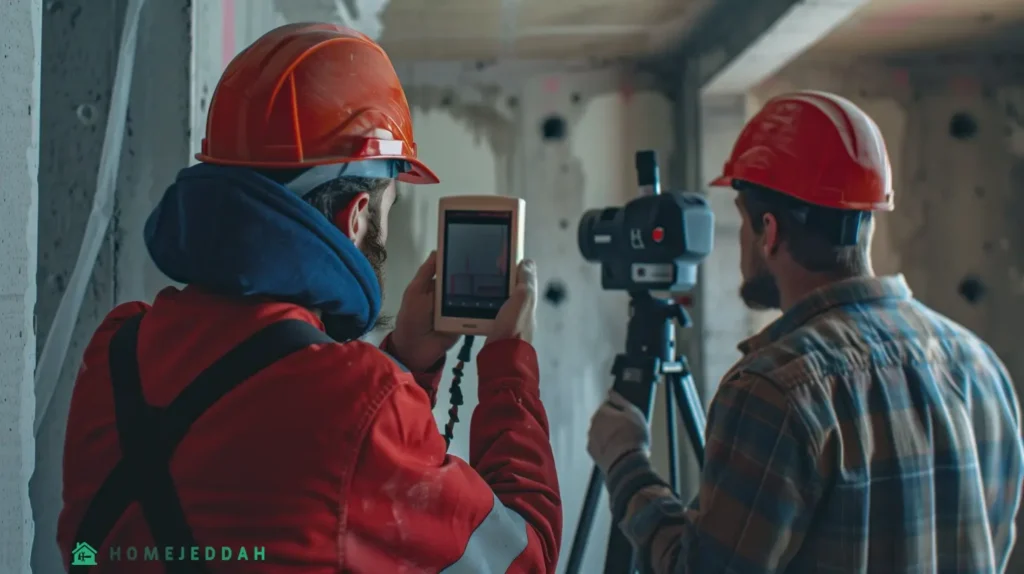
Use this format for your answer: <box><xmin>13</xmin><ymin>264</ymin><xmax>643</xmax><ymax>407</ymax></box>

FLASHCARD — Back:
<box><xmin>70</xmin><ymin>314</ymin><xmax>334</xmax><ymax>573</ymax></box>
<box><xmin>110</xmin><ymin>313</ymin><xmax>199</xmax><ymax>574</ymax></box>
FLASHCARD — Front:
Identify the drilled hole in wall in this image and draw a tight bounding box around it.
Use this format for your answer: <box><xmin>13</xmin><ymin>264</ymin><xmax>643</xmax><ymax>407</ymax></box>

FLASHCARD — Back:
<box><xmin>958</xmin><ymin>275</ymin><xmax>986</xmax><ymax>305</ymax></box>
<box><xmin>543</xmin><ymin>280</ymin><xmax>568</xmax><ymax>307</ymax></box>
<box><xmin>949</xmin><ymin>112</ymin><xmax>978</xmax><ymax>140</ymax></box>
<box><xmin>559</xmin><ymin>218</ymin><xmax>569</xmax><ymax>230</ymax></box>
<box><xmin>541</xmin><ymin>115</ymin><xmax>566</xmax><ymax>141</ymax></box>
<box><xmin>570</xmin><ymin>92</ymin><xmax>581</xmax><ymax>104</ymax></box>
<box><xmin>76</xmin><ymin>104</ymin><xmax>97</xmax><ymax>126</ymax></box>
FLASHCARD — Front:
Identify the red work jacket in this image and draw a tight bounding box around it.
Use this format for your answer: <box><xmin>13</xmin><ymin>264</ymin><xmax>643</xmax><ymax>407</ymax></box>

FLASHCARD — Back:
<box><xmin>57</xmin><ymin>286</ymin><xmax>562</xmax><ymax>572</ymax></box>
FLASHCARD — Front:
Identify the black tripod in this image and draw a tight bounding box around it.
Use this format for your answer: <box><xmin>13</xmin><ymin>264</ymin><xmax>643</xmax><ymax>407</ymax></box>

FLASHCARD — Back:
<box><xmin>566</xmin><ymin>291</ymin><xmax>708</xmax><ymax>574</ymax></box>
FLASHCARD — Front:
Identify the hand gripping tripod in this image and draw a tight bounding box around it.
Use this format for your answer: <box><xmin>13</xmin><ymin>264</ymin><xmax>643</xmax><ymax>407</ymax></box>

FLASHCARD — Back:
<box><xmin>566</xmin><ymin>291</ymin><xmax>708</xmax><ymax>574</ymax></box>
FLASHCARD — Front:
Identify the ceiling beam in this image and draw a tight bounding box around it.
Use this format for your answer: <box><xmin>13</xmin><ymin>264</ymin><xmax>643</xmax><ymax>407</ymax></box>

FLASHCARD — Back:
<box><xmin>665</xmin><ymin>0</ymin><xmax>867</xmax><ymax>94</ymax></box>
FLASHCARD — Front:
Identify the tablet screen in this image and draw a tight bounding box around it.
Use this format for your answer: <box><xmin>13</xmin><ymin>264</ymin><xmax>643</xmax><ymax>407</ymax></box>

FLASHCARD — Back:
<box><xmin>441</xmin><ymin>210</ymin><xmax>512</xmax><ymax>319</ymax></box>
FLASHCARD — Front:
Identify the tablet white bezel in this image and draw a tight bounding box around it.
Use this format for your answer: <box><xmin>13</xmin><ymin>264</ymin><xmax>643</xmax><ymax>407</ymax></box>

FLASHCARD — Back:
<box><xmin>434</xmin><ymin>195</ymin><xmax>525</xmax><ymax>336</ymax></box>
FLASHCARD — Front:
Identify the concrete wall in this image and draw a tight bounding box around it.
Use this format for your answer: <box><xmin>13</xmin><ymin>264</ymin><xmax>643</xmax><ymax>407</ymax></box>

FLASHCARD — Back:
<box><xmin>114</xmin><ymin>1</ymin><xmax>192</xmax><ymax>304</ymax></box>
<box><xmin>190</xmin><ymin>0</ymin><xmax>287</xmax><ymax>161</ymax></box>
<box><xmin>30</xmin><ymin>2</ymin><xmax>191</xmax><ymax>573</ymax></box>
<box><xmin>747</xmin><ymin>55</ymin><xmax>1024</xmax><ymax>570</ymax></box>
<box><xmin>522</xmin><ymin>73</ymin><xmax>677</xmax><ymax>574</ymax></box>
<box><xmin>0</xmin><ymin>1</ymin><xmax>41</xmax><ymax>570</ymax></box>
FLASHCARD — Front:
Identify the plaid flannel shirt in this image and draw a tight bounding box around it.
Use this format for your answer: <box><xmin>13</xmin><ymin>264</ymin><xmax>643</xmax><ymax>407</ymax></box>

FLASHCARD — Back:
<box><xmin>607</xmin><ymin>275</ymin><xmax>1024</xmax><ymax>573</ymax></box>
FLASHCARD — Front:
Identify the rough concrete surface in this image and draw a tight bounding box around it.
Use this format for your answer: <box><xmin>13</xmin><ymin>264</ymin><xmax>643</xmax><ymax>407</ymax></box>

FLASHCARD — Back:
<box><xmin>32</xmin><ymin>2</ymin><xmax>125</xmax><ymax>571</ymax></box>
<box><xmin>114</xmin><ymin>0</ymin><xmax>191</xmax><ymax>304</ymax></box>
<box><xmin>30</xmin><ymin>2</ymin><xmax>191</xmax><ymax>573</ymax></box>
<box><xmin>0</xmin><ymin>0</ymin><xmax>41</xmax><ymax>571</ymax></box>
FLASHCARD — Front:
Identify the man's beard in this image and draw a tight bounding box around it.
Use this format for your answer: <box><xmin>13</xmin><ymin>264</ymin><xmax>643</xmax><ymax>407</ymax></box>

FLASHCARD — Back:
<box><xmin>360</xmin><ymin>214</ymin><xmax>393</xmax><ymax>331</ymax></box>
<box><xmin>739</xmin><ymin>257</ymin><xmax>781</xmax><ymax>310</ymax></box>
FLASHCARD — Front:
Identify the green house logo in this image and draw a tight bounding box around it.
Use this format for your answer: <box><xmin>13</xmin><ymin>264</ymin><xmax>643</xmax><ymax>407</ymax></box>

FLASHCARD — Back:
<box><xmin>71</xmin><ymin>542</ymin><xmax>98</xmax><ymax>566</ymax></box>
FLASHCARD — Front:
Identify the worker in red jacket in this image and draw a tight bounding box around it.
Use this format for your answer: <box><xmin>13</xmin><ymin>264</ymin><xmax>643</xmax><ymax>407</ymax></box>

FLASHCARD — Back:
<box><xmin>57</xmin><ymin>23</ymin><xmax>562</xmax><ymax>573</ymax></box>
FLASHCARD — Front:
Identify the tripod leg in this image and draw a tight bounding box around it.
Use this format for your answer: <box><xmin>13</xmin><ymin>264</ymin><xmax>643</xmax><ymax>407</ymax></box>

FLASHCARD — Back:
<box><xmin>670</xmin><ymin>371</ymin><xmax>707</xmax><ymax>466</ymax></box>
<box><xmin>566</xmin><ymin>467</ymin><xmax>646</xmax><ymax>574</ymax></box>
<box><xmin>604</xmin><ymin>523</ymin><xmax>638</xmax><ymax>574</ymax></box>
<box><xmin>565</xmin><ymin>467</ymin><xmax>604</xmax><ymax>574</ymax></box>
<box><xmin>664</xmin><ymin>375</ymin><xmax>680</xmax><ymax>493</ymax></box>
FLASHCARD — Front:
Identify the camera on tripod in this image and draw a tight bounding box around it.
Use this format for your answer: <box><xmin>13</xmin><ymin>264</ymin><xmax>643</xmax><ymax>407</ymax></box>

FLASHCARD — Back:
<box><xmin>577</xmin><ymin>150</ymin><xmax>715</xmax><ymax>293</ymax></box>
<box><xmin>567</xmin><ymin>150</ymin><xmax>715</xmax><ymax>574</ymax></box>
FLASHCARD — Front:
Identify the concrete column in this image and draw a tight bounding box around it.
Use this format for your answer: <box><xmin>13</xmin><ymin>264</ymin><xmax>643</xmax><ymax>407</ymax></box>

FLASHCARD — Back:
<box><xmin>671</xmin><ymin>58</ymin><xmax>707</xmax><ymax>405</ymax></box>
<box><xmin>661</xmin><ymin>57</ymin><xmax>709</xmax><ymax>507</ymax></box>
<box><xmin>31</xmin><ymin>2</ymin><xmax>191</xmax><ymax>572</ymax></box>
<box><xmin>0</xmin><ymin>1</ymin><xmax>41</xmax><ymax>571</ymax></box>
<box><xmin>32</xmin><ymin>8</ymin><xmax>124</xmax><ymax>568</ymax></box>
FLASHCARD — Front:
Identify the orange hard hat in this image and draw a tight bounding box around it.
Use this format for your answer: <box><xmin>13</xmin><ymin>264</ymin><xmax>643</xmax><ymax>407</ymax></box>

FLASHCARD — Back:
<box><xmin>196</xmin><ymin>23</ymin><xmax>439</xmax><ymax>185</ymax></box>
<box><xmin>709</xmin><ymin>91</ymin><xmax>892</xmax><ymax>211</ymax></box>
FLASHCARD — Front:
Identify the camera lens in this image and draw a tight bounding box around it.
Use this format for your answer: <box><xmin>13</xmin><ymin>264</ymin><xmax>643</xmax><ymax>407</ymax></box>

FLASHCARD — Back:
<box><xmin>577</xmin><ymin>210</ymin><xmax>601</xmax><ymax>262</ymax></box>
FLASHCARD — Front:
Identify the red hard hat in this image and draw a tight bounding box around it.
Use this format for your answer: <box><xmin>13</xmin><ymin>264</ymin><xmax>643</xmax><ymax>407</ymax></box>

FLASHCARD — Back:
<box><xmin>196</xmin><ymin>23</ymin><xmax>439</xmax><ymax>185</ymax></box>
<box><xmin>709</xmin><ymin>91</ymin><xmax>893</xmax><ymax>211</ymax></box>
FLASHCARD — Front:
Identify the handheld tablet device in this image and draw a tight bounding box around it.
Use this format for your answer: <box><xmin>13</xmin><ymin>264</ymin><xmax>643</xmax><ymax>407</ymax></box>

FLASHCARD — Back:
<box><xmin>434</xmin><ymin>195</ymin><xmax>525</xmax><ymax>336</ymax></box>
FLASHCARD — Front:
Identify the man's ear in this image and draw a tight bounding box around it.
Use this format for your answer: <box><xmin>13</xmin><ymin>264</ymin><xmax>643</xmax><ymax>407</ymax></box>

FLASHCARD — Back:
<box><xmin>761</xmin><ymin>212</ymin><xmax>781</xmax><ymax>257</ymax></box>
<box><xmin>333</xmin><ymin>192</ymin><xmax>371</xmax><ymax>245</ymax></box>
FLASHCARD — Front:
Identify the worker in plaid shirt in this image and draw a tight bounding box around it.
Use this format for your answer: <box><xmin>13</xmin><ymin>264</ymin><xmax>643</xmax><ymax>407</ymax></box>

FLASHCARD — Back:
<box><xmin>587</xmin><ymin>91</ymin><xmax>1024</xmax><ymax>573</ymax></box>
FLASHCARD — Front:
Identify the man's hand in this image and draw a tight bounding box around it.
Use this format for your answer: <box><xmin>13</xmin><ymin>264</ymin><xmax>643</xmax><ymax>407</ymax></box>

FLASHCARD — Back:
<box><xmin>390</xmin><ymin>251</ymin><xmax>461</xmax><ymax>372</ymax></box>
<box><xmin>587</xmin><ymin>391</ymin><xmax>651</xmax><ymax>475</ymax></box>
<box><xmin>485</xmin><ymin>259</ymin><xmax>537</xmax><ymax>346</ymax></box>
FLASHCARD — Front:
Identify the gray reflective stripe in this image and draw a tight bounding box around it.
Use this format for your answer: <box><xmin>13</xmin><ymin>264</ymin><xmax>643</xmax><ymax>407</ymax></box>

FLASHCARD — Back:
<box><xmin>440</xmin><ymin>493</ymin><xmax>530</xmax><ymax>574</ymax></box>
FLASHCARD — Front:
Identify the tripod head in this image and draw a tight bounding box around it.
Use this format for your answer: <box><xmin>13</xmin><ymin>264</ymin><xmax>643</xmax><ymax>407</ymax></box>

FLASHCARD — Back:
<box><xmin>611</xmin><ymin>292</ymin><xmax>692</xmax><ymax>436</ymax></box>
<box><xmin>623</xmin><ymin>291</ymin><xmax>690</xmax><ymax>360</ymax></box>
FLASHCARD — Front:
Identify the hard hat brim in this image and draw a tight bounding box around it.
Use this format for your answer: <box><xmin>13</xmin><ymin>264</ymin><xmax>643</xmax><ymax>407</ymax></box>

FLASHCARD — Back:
<box><xmin>708</xmin><ymin>174</ymin><xmax>732</xmax><ymax>188</ymax></box>
<box><xmin>397</xmin><ymin>157</ymin><xmax>441</xmax><ymax>185</ymax></box>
